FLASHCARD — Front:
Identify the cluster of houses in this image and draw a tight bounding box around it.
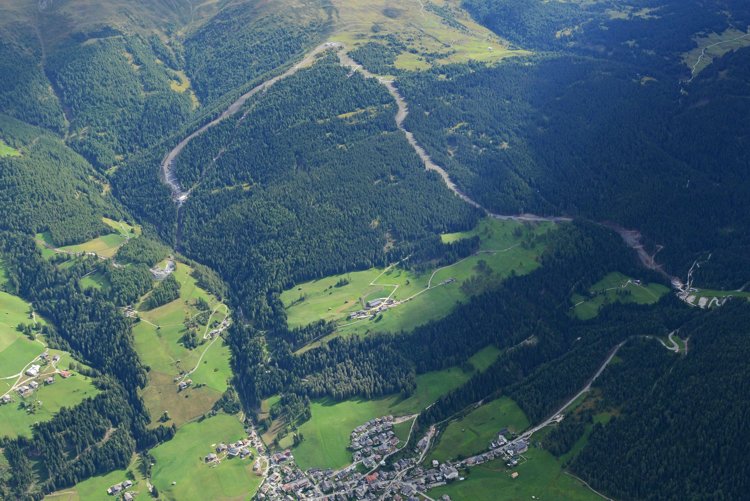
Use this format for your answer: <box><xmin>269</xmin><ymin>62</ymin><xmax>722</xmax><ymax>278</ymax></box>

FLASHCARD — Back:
<box><xmin>106</xmin><ymin>479</ymin><xmax>134</xmax><ymax>497</ymax></box>
<box><xmin>8</xmin><ymin>353</ymin><xmax>68</xmax><ymax>401</ymax></box>
<box><xmin>253</xmin><ymin>408</ymin><xmax>539</xmax><ymax>500</ymax></box>
<box><xmin>204</xmin><ymin>428</ymin><xmax>264</xmax><ymax>467</ymax></box>
<box><xmin>350</xmin><ymin>416</ymin><xmax>400</xmax><ymax>467</ymax></box>
<box><xmin>204</xmin><ymin>438</ymin><xmax>255</xmax><ymax>464</ymax></box>
<box><xmin>348</xmin><ymin>298</ymin><xmax>397</xmax><ymax>321</ymax></box>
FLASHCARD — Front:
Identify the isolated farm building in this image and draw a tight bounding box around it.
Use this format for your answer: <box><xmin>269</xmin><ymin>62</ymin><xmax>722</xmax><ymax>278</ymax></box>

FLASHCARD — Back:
<box><xmin>122</xmin><ymin>480</ymin><xmax>133</xmax><ymax>489</ymax></box>
<box><xmin>366</xmin><ymin>298</ymin><xmax>384</xmax><ymax>308</ymax></box>
<box><xmin>52</xmin><ymin>355</ymin><xmax>60</xmax><ymax>362</ymax></box>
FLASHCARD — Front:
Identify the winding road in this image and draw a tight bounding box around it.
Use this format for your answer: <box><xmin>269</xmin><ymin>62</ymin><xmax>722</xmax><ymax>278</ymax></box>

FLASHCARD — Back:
<box><xmin>160</xmin><ymin>42</ymin><xmax>684</xmax><ymax>292</ymax></box>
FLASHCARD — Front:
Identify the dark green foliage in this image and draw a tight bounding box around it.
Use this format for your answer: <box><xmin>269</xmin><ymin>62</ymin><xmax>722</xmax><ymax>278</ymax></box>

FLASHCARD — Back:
<box><xmin>49</xmin><ymin>35</ymin><xmax>192</xmax><ymax>168</ymax></box>
<box><xmin>213</xmin><ymin>387</ymin><xmax>241</xmax><ymax>415</ymax></box>
<box><xmin>183</xmin><ymin>1</ymin><xmax>328</xmax><ymax>103</ymax></box>
<box><xmin>276</xmin><ymin>320</ymin><xmax>335</xmax><ymax>352</ymax></box>
<box><xmin>0</xmin><ymin>37</ymin><xmax>65</xmax><ymax>132</ymax></box>
<box><xmin>0</xmin><ymin>114</ymin><xmax>117</xmax><ymax>245</ymax></box>
<box><xmin>544</xmin><ymin>409</ymin><xmax>593</xmax><ymax>458</ymax></box>
<box><xmin>116</xmin><ymin>237</ymin><xmax>170</xmax><ymax>267</ymax></box>
<box><xmin>573</xmin><ymin>302</ymin><xmax>750</xmax><ymax>500</ymax></box>
<box><xmin>142</xmin><ymin>274</ymin><xmax>180</xmax><ymax>310</ymax></box>
<box><xmin>348</xmin><ymin>40</ymin><xmax>402</xmax><ymax>75</ymax></box>
<box><xmin>398</xmin><ymin>1</ymin><xmax>750</xmax><ymax>288</ymax></box>
<box><xmin>172</xmin><ymin>57</ymin><xmax>477</xmax><ymax>323</ymax></box>
<box><xmin>0</xmin><ymin>235</ymin><xmax>175</xmax><ymax>496</ymax></box>
<box><xmin>108</xmin><ymin>264</ymin><xmax>153</xmax><ymax>306</ymax></box>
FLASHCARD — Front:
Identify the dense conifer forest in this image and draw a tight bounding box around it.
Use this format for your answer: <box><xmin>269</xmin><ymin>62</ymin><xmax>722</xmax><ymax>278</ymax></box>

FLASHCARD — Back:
<box><xmin>0</xmin><ymin>0</ymin><xmax>749</xmax><ymax>498</ymax></box>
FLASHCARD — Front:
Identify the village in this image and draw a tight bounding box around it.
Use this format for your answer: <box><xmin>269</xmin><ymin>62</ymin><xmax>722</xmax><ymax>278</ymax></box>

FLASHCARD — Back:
<box><xmin>0</xmin><ymin>351</ymin><xmax>72</xmax><ymax>407</ymax></box>
<box><xmin>254</xmin><ymin>412</ymin><xmax>533</xmax><ymax>500</ymax></box>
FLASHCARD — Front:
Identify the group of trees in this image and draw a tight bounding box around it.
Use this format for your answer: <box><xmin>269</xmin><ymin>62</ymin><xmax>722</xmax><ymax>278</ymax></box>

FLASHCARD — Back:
<box><xmin>0</xmin><ymin>114</ymin><xmax>119</xmax><ymax>246</ymax></box>
<box><xmin>0</xmin><ymin>233</ymin><xmax>174</xmax><ymax>497</ymax></box>
<box><xmin>573</xmin><ymin>301</ymin><xmax>750</xmax><ymax>499</ymax></box>
<box><xmin>49</xmin><ymin>34</ymin><xmax>193</xmax><ymax>168</ymax></box>
<box><xmin>397</xmin><ymin>0</ymin><xmax>750</xmax><ymax>288</ymax></box>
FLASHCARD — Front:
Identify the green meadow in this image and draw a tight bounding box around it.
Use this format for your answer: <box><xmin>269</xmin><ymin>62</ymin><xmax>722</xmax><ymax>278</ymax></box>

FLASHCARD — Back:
<box><xmin>150</xmin><ymin>413</ymin><xmax>262</xmax><ymax>501</ymax></box>
<box><xmin>571</xmin><ymin>272</ymin><xmax>670</xmax><ymax>320</ymax></box>
<box><xmin>327</xmin><ymin>0</ymin><xmax>526</xmax><ymax>71</ymax></box>
<box><xmin>134</xmin><ymin>261</ymin><xmax>232</xmax><ymax>426</ymax></box>
<box><xmin>428</xmin><ymin>397</ymin><xmax>530</xmax><ymax>463</ymax></box>
<box><xmin>428</xmin><ymin>448</ymin><xmax>602</xmax><ymax>501</ymax></box>
<box><xmin>285</xmin><ymin>346</ymin><xmax>501</xmax><ymax>470</ymax></box>
<box><xmin>284</xmin><ymin>218</ymin><xmax>557</xmax><ymax>349</ymax></box>
<box><xmin>0</xmin><ymin>139</ymin><xmax>20</xmax><ymax>157</ymax></box>
<box><xmin>0</xmin><ymin>346</ymin><xmax>99</xmax><ymax>438</ymax></box>
<box><xmin>35</xmin><ymin>217</ymin><xmax>140</xmax><ymax>259</ymax></box>
<box><xmin>0</xmin><ymin>289</ymin><xmax>46</xmax><ymax>380</ymax></box>
<box><xmin>46</xmin><ymin>454</ymin><xmax>149</xmax><ymax>501</ymax></box>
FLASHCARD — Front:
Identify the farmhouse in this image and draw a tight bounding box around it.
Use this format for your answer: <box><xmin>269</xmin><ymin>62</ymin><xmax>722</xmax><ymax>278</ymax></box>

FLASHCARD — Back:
<box><xmin>1</xmin><ymin>394</ymin><xmax>11</xmax><ymax>404</ymax></box>
<box><xmin>60</xmin><ymin>370</ymin><xmax>71</xmax><ymax>378</ymax></box>
<box><xmin>26</xmin><ymin>365</ymin><xmax>40</xmax><ymax>377</ymax></box>
<box><xmin>29</xmin><ymin>381</ymin><xmax>39</xmax><ymax>390</ymax></box>
<box><xmin>205</xmin><ymin>453</ymin><xmax>218</xmax><ymax>463</ymax></box>
<box><xmin>45</xmin><ymin>376</ymin><xmax>55</xmax><ymax>385</ymax></box>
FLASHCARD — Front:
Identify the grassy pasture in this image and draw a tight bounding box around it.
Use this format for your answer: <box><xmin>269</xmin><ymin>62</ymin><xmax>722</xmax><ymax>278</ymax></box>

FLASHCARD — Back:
<box><xmin>133</xmin><ymin>261</ymin><xmax>231</xmax><ymax>426</ymax></box>
<box><xmin>683</xmin><ymin>28</ymin><xmax>750</xmax><ymax>77</ymax></box>
<box><xmin>571</xmin><ymin>272</ymin><xmax>670</xmax><ymax>320</ymax></box>
<box><xmin>287</xmin><ymin>346</ymin><xmax>501</xmax><ymax>470</ymax></box>
<box><xmin>150</xmin><ymin>413</ymin><xmax>262</xmax><ymax>501</ymax></box>
<box><xmin>35</xmin><ymin>218</ymin><xmax>140</xmax><ymax>259</ymax></box>
<box><xmin>0</xmin><ymin>290</ymin><xmax>46</xmax><ymax>379</ymax></box>
<box><xmin>328</xmin><ymin>0</ymin><xmax>526</xmax><ymax>71</ymax></box>
<box><xmin>428</xmin><ymin>448</ymin><xmax>601</xmax><ymax>501</ymax></box>
<box><xmin>0</xmin><ymin>139</ymin><xmax>21</xmax><ymax>157</ymax></box>
<box><xmin>284</xmin><ymin>219</ymin><xmax>556</xmax><ymax>348</ymax></box>
<box><xmin>0</xmin><ymin>368</ymin><xmax>98</xmax><ymax>438</ymax></box>
<box><xmin>428</xmin><ymin>397</ymin><xmax>530</xmax><ymax>463</ymax></box>
<box><xmin>46</xmin><ymin>454</ymin><xmax>149</xmax><ymax>501</ymax></box>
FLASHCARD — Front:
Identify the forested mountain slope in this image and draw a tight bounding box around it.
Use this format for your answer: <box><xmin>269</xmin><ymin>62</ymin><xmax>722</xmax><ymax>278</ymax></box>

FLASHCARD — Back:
<box><xmin>0</xmin><ymin>114</ymin><xmax>120</xmax><ymax>244</ymax></box>
<box><xmin>397</xmin><ymin>0</ymin><xmax>750</xmax><ymax>288</ymax></box>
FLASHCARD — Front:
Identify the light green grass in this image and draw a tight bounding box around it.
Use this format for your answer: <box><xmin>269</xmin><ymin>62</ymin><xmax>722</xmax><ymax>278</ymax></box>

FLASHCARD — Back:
<box><xmin>327</xmin><ymin>0</ymin><xmax>526</xmax><ymax>72</ymax></box>
<box><xmin>0</xmin><ymin>290</ymin><xmax>46</xmax><ymax>378</ymax></box>
<box><xmin>285</xmin><ymin>219</ymin><xmax>556</xmax><ymax>348</ymax></box>
<box><xmin>429</xmin><ymin>447</ymin><xmax>602</xmax><ymax>501</ymax></box>
<box><xmin>0</xmin><ymin>349</ymin><xmax>99</xmax><ymax>438</ymax></box>
<box><xmin>151</xmin><ymin>413</ymin><xmax>261</xmax><ymax>501</ymax></box>
<box><xmin>290</xmin><ymin>346</ymin><xmax>500</xmax><ymax>470</ymax></box>
<box><xmin>46</xmin><ymin>454</ymin><xmax>148</xmax><ymax>501</ymax></box>
<box><xmin>35</xmin><ymin>218</ymin><xmax>140</xmax><ymax>259</ymax></box>
<box><xmin>571</xmin><ymin>272</ymin><xmax>670</xmax><ymax>320</ymax></box>
<box><xmin>134</xmin><ymin>261</ymin><xmax>231</xmax><ymax>426</ymax></box>
<box><xmin>429</xmin><ymin>397</ymin><xmax>530</xmax><ymax>463</ymax></box>
<box><xmin>79</xmin><ymin>271</ymin><xmax>110</xmax><ymax>291</ymax></box>
<box><xmin>0</xmin><ymin>139</ymin><xmax>20</xmax><ymax>157</ymax></box>
<box><xmin>683</xmin><ymin>28</ymin><xmax>750</xmax><ymax>77</ymax></box>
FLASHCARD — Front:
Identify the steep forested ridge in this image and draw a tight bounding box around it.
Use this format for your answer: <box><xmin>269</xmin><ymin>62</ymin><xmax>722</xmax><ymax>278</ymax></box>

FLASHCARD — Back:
<box><xmin>0</xmin><ymin>0</ymin><xmax>749</xmax><ymax>499</ymax></box>
<box><xmin>574</xmin><ymin>302</ymin><xmax>750</xmax><ymax>500</ymax></box>
<box><xmin>398</xmin><ymin>0</ymin><xmax>750</xmax><ymax>288</ymax></box>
